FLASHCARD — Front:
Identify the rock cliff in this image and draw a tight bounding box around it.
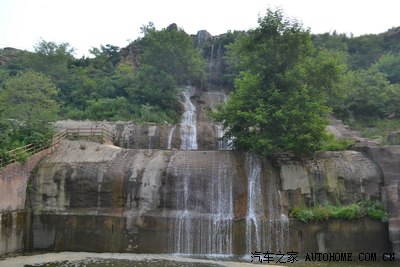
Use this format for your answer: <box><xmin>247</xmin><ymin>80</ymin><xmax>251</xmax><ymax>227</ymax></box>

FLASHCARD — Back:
<box><xmin>355</xmin><ymin>145</ymin><xmax>400</xmax><ymax>255</ymax></box>
<box><xmin>24</xmin><ymin>140</ymin><xmax>388</xmax><ymax>255</ymax></box>
<box><xmin>0</xmin><ymin>147</ymin><xmax>56</xmax><ymax>255</ymax></box>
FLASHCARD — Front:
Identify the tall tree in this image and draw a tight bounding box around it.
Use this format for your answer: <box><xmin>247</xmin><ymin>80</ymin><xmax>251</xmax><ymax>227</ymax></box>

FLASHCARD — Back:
<box><xmin>0</xmin><ymin>70</ymin><xmax>60</xmax><ymax>147</ymax></box>
<box><xmin>214</xmin><ymin>9</ymin><xmax>344</xmax><ymax>158</ymax></box>
<box><xmin>138</xmin><ymin>23</ymin><xmax>206</xmax><ymax>84</ymax></box>
<box><xmin>1</xmin><ymin>70</ymin><xmax>60</xmax><ymax>122</ymax></box>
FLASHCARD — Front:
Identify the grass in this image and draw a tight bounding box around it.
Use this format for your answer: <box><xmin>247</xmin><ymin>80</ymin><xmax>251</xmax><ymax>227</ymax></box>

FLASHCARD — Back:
<box><xmin>289</xmin><ymin>199</ymin><xmax>388</xmax><ymax>223</ymax></box>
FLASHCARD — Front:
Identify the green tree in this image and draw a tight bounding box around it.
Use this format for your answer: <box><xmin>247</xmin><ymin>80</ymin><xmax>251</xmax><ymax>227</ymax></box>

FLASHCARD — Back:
<box><xmin>85</xmin><ymin>97</ymin><xmax>130</xmax><ymax>120</ymax></box>
<box><xmin>312</xmin><ymin>31</ymin><xmax>349</xmax><ymax>52</ymax></box>
<box><xmin>28</xmin><ymin>40</ymin><xmax>75</xmax><ymax>97</ymax></box>
<box><xmin>372</xmin><ymin>53</ymin><xmax>400</xmax><ymax>84</ymax></box>
<box><xmin>214</xmin><ymin>9</ymin><xmax>343</xmax><ymax>158</ymax></box>
<box><xmin>0</xmin><ymin>71</ymin><xmax>59</xmax><ymax>147</ymax></box>
<box><xmin>348</xmin><ymin>34</ymin><xmax>384</xmax><ymax>69</ymax></box>
<box><xmin>128</xmin><ymin>64</ymin><xmax>178</xmax><ymax>111</ymax></box>
<box><xmin>138</xmin><ymin>23</ymin><xmax>206</xmax><ymax>84</ymax></box>
<box><xmin>1</xmin><ymin>70</ymin><xmax>60</xmax><ymax>122</ymax></box>
<box><xmin>339</xmin><ymin>68</ymin><xmax>400</xmax><ymax>120</ymax></box>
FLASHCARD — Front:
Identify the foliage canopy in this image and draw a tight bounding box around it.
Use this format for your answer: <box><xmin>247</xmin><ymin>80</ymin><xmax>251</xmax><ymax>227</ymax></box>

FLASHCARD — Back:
<box><xmin>214</xmin><ymin>9</ymin><xmax>344</xmax><ymax>157</ymax></box>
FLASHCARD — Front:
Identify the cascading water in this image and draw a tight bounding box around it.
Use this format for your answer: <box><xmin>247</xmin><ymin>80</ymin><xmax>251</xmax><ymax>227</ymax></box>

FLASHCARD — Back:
<box><xmin>168</xmin><ymin>153</ymin><xmax>234</xmax><ymax>255</ymax></box>
<box><xmin>276</xmin><ymin>191</ymin><xmax>289</xmax><ymax>250</ymax></box>
<box><xmin>167</xmin><ymin>125</ymin><xmax>176</xmax><ymax>149</ymax></box>
<box><xmin>245</xmin><ymin>154</ymin><xmax>269</xmax><ymax>253</ymax></box>
<box><xmin>244</xmin><ymin>154</ymin><xmax>289</xmax><ymax>254</ymax></box>
<box><xmin>216</xmin><ymin>91</ymin><xmax>232</xmax><ymax>150</ymax></box>
<box><xmin>180</xmin><ymin>87</ymin><xmax>198</xmax><ymax>150</ymax></box>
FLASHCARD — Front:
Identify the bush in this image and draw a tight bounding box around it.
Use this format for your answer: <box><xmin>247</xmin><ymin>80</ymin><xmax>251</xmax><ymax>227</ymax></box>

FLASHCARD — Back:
<box><xmin>359</xmin><ymin>198</ymin><xmax>388</xmax><ymax>222</ymax></box>
<box><xmin>321</xmin><ymin>133</ymin><xmax>355</xmax><ymax>151</ymax></box>
<box><xmin>16</xmin><ymin>150</ymin><xmax>30</xmax><ymax>163</ymax></box>
<box><xmin>290</xmin><ymin>200</ymin><xmax>386</xmax><ymax>222</ymax></box>
<box><xmin>312</xmin><ymin>205</ymin><xmax>331</xmax><ymax>221</ymax></box>
<box><xmin>289</xmin><ymin>205</ymin><xmax>315</xmax><ymax>222</ymax></box>
<box><xmin>330</xmin><ymin>203</ymin><xmax>360</xmax><ymax>220</ymax></box>
<box><xmin>0</xmin><ymin>149</ymin><xmax>12</xmax><ymax>165</ymax></box>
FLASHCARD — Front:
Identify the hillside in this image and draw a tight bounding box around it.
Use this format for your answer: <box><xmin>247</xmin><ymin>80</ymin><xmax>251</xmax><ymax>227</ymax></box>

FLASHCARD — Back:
<box><xmin>1</xmin><ymin>10</ymin><xmax>400</xmax><ymax>157</ymax></box>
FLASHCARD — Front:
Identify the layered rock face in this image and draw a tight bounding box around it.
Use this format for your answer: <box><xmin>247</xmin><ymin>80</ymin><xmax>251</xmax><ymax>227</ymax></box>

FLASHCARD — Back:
<box><xmin>356</xmin><ymin>145</ymin><xmax>400</xmax><ymax>255</ymax></box>
<box><xmin>27</xmin><ymin>140</ymin><xmax>389</xmax><ymax>255</ymax></box>
<box><xmin>0</xmin><ymin>147</ymin><xmax>55</xmax><ymax>255</ymax></box>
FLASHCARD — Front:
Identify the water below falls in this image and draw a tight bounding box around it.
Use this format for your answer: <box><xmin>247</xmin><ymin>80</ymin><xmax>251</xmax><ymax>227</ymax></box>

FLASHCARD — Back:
<box><xmin>4</xmin><ymin>252</ymin><xmax>399</xmax><ymax>267</ymax></box>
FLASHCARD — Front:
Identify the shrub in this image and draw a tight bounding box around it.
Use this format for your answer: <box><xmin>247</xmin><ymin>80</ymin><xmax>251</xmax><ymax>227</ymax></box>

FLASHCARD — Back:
<box><xmin>289</xmin><ymin>205</ymin><xmax>315</xmax><ymax>222</ymax></box>
<box><xmin>332</xmin><ymin>203</ymin><xmax>360</xmax><ymax>220</ymax></box>
<box><xmin>321</xmin><ymin>133</ymin><xmax>355</xmax><ymax>151</ymax></box>
<box><xmin>359</xmin><ymin>198</ymin><xmax>388</xmax><ymax>221</ymax></box>
<box><xmin>312</xmin><ymin>205</ymin><xmax>331</xmax><ymax>221</ymax></box>
<box><xmin>290</xmin><ymin>200</ymin><xmax>386</xmax><ymax>222</ymax></box>
<box><xmin>16</xmin><ymin>150</ymin><xmax>30</xmax><ymax>163</ymax></box>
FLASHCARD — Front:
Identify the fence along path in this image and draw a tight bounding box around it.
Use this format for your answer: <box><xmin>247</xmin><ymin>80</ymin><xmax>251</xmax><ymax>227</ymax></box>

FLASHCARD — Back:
<box><xmin>0</xmin><ymin>128</ymin><xmax>114</xmax><ymax>168</ymax></box>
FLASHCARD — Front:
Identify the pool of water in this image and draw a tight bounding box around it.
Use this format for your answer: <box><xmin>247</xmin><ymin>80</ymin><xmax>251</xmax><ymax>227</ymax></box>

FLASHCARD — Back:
<box><xmin>24</xmin><ymin>258</ymin><xmax>221</xmax><ymax>267</ymax></box>
<box><xmin>1</xmin><ymin>252</ymin><xmax>399</xmax><ymax>267</ymax></box>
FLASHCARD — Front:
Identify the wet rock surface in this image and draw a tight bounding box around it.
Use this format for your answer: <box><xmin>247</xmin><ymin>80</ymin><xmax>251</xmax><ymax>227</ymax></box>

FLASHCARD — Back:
<box><xmin>24</xmin><ymin>140</ymin><xmax>389</xmax><ymax>255</ymax></box>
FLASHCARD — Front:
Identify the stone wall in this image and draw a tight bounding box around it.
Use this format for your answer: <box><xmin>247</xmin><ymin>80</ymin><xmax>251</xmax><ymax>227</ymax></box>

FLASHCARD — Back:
<box><xmin>0</xmin><ymin>146</ymin><xmax>55</xmax><ymax>255</ymax></box>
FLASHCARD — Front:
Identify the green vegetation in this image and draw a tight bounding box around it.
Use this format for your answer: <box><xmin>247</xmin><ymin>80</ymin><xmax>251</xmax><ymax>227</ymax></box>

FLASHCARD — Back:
<box><xmin>213</xmin><ymin>9</ymin><xmax>345</xmax><ymax>158</ymax></box>
<box><xmin>0</xmin><ymin>25</ymin><xmax>205</xmax><ymax>124</ymax></box>
<box><xmin>213</xmin><ymin>9</ymin><xmax>400</xmax><ymax>157</ymax></box>
<box><xmin>321</xmin><ymin>133</ymin><xmax>355</xmax><ymax>151</ymax></box>
<box><xmin>0</xmin><ymin>23</ymin><xmax>206</xmax><ymax>154</ymax></box>
<box><xmin>0</xmin><ymin>71</ymin><xmax>58</xmax><ymax>158</ymax></box>
<box><xmin>290</xmin><ymin>199</ymin><xmax>388</xmax><ymax>222</ymax></box>
<box><xmin>348</xmin><ymin>118</ymin><xmax>400</xmax><ymax>144</ymax></box>
<box><xmin>2</xmin><ymin>8</ymin><xmax>400</xmax><ymax>157</ymax></box>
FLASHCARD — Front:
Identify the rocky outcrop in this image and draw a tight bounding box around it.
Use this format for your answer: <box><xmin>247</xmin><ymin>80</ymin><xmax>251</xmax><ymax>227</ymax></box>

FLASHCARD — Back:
<box><xmin>119</xmin><ymin>43</ymin><xmax>140</xmax><ymax>69</ymax></box>
<box><xmin>355</xmin><ymin>145</ymin><xmax>400</xmax><ymax>255</ymax></box>
<box><xmin>25</xmin><ymin>140</ymin><xmax>388</xmax><ymax>255</ymax></box>
<box><xmin>0</xmin><ymin>147</ymin><xmax>56</xmax><ymax>255</ymax></box>
<box><xmin>280</xmin><ymin>151</ymin><xmax>383</xmax><ymax>207</ymax></box>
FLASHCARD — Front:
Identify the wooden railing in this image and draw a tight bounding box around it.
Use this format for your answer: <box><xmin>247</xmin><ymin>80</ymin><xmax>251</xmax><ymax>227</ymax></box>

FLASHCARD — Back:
<box><xmin>65</xmin><ymin>128</ymin><xmax>114</xmax><ymax>144</ymax></box>
<box><xmin>0</xmin><ymin>127</ymin><xmax>114</xmax><ymax>169</ymax></box>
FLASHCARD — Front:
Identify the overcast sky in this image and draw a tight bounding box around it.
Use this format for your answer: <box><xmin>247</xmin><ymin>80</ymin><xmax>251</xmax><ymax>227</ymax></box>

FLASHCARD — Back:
<box><xmin>1</xmin><ymin>0</ymin><xmax>400</xmax><ymax>57</ymax></box>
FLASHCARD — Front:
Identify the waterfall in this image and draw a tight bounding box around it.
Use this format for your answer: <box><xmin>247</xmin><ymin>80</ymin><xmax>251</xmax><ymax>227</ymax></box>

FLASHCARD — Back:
<box><xmin>209</xmin><ymin>44</ymin><xmax>214</xmax><ymax>72</ymax></box>
<box><xmin>180</xmin><ymin>87</ymin><xmax>198</xmax><ymax>150</ymax></box>
<box><xmin>244</xmin><ymin>154</ymin><xmax>289</xmax><ymax>254</ymax></box>
<box><xmin>169</xmin><ymin>153</ymin><xmax>233</xmax><ymax>255</ymax></box>
<box><xmin>277</xmin><ymin>191</ymin><xmax>289</xmax><ymax>251</ymax></box>
<box><xmin>216</xmin><ymin>90</ymin><xmax>232</xmax><ymax>150</ymax></box>
<box><xmin>245</xmin><ymin>154</ymin><xmax>268</xmax><ymax>253</ymax></box>
<box><xmin>167</xmin><ymin>125</ymin><xmax>176</xmax><ymax>149</ymax></box>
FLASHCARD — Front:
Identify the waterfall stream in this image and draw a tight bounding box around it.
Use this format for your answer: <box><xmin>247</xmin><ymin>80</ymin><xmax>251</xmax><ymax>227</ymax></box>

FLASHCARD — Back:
<box><xmin>169</xmin><ymin>153</ymin><xmax>234</xmax><ymax>255</ymax></box>
<box><xmin>216</xmin><ymin>90</ymin><xmax>232</xmax><ymax>150</ymax></box>
<box><xmin>167</xmin><ymin>125</ymin><xmax>176</xmax><ymax>149</ymax></box>
<box><xmin>180</xmin><ymin>87</ymin><xmax>198</xmax><ymax>150</ymax></box>
<box><xmin>244</xmin><ymin>154</ymin><xmax>289</xmax><ymax>253</ymax></box>
<box><xmin>244</xmin><ymin>154</ymin><xmax>268</xmax><ymax>253</ymax></box>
